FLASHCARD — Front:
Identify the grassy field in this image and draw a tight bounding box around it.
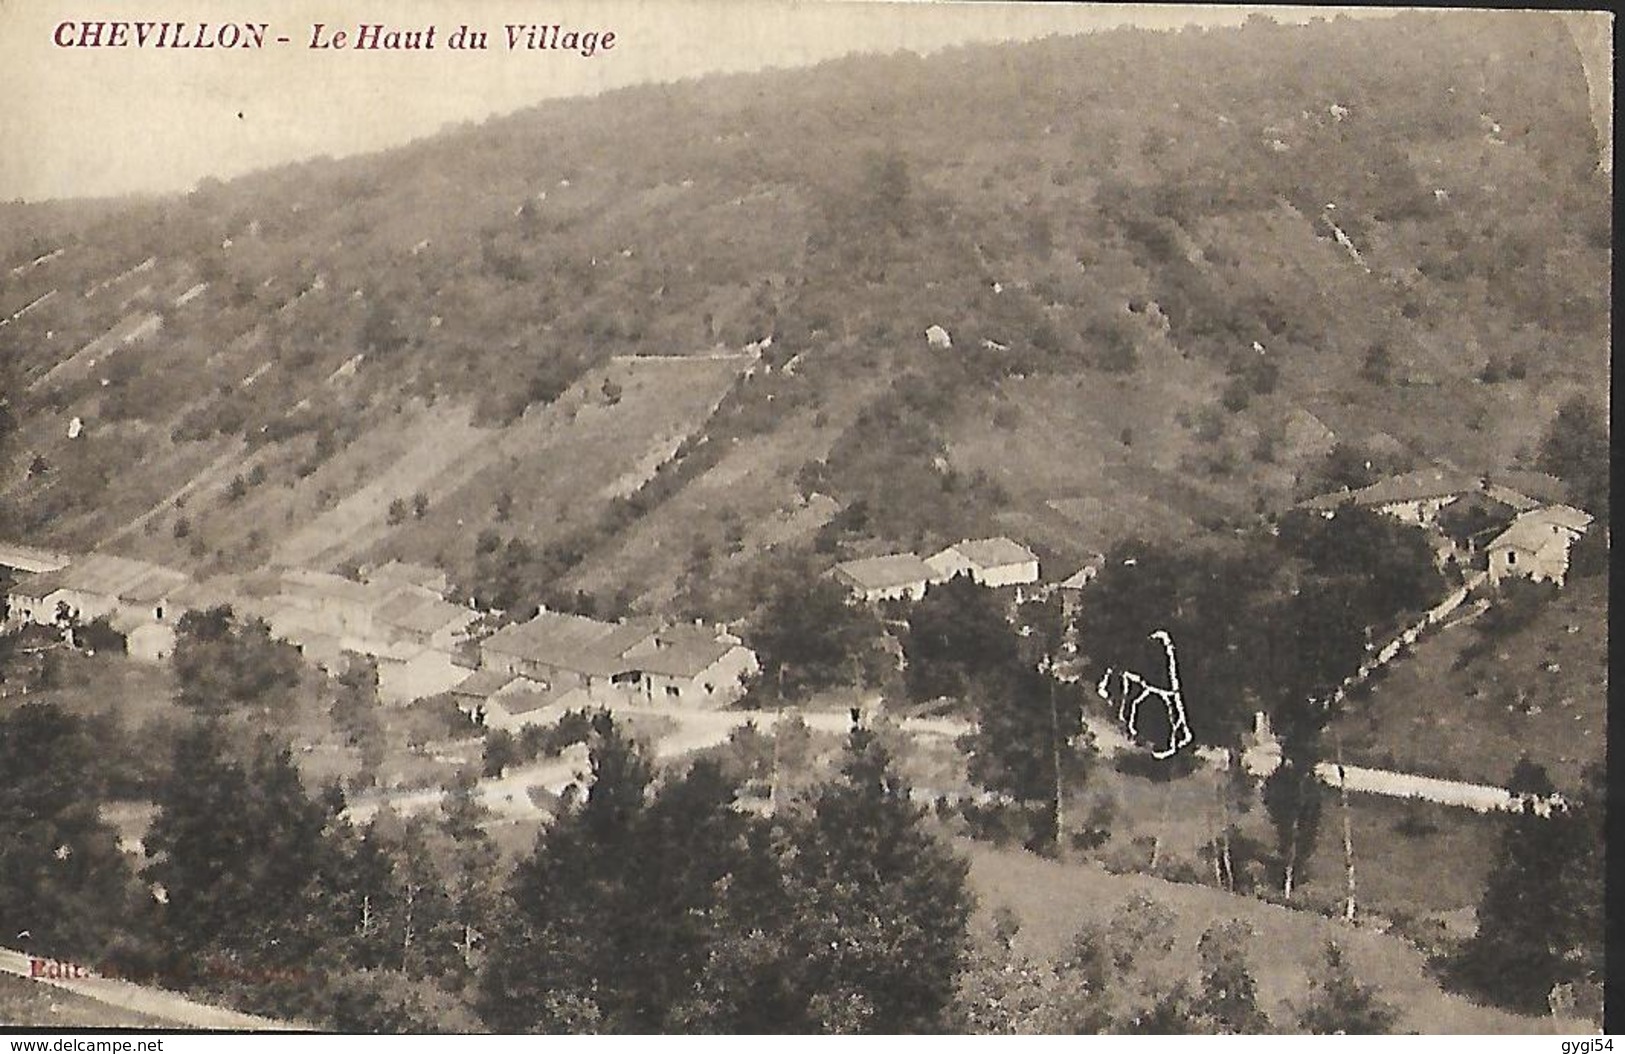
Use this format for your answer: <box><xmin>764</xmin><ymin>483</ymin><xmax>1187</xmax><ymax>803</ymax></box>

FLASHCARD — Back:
<box><xmin>376</xmin><ymin>354</ymin><xmax>751</xmax><ymax>585</ymax></box>
<box><xmin>1024</xmin><ymin>741</ymin><xmax>1507</xmax><ymax>930</ymax></box>
<box><xmin>1331</xmin><ymin>573</ymin><xmax>1606</xmax><ymax>791</ymax></box>
<box><xmin>959</xmin><ymin>839</ymin><xmax>1566</xmax><ymax>1034</ymax></box>
<box><xmin>563</xmin><ymin>364</ymin><xmax>883</xmax><ymax>613</ymax></box>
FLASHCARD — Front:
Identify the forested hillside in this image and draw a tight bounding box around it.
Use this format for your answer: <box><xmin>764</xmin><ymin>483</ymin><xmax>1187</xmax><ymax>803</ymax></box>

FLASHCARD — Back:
<box><xmin>0</xmin><ymin>10</ymin><xmax>1608</xmax><ymax>618</ymax></box>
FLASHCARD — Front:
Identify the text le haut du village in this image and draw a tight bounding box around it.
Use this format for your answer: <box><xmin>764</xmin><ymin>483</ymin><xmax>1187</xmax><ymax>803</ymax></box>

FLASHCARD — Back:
<box><xmin>52</xmin><ymin>21</ymin><xmax>616</xmax><ymax>57</ymax></box>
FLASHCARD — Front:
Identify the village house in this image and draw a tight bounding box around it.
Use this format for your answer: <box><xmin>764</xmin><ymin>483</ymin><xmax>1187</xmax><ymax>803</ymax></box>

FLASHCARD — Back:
<box><xmin>366</xmin><ymin>559</ymin><xmax>451</xmax><ymax>598</ymax></box>
<box><xmin>475</xmin><ymin>680</ymin><xmax>566</xmax><ymax>733</ymax></box>
<box><xmin>926</xmin><ymin>537</ymin><xmax>1041</xmax><ymax>590</ymax></box>
<box><xmin>46</xmin><ymin>554</ymin><xmax>188</xmax><ymax>628</ymax></box>
<box><xmin>449</xmin><ymin>668</ymin><xmax>522</xmax><ymax>726</ymax></box>
<box><xmin>266</xmin><ymin>568</ymin><xmax>383</xmax><ymax>641</ymax></box>
<box><xmin>477</xmin><ymin>609</ymin><xmax>757</xmax><ymax>710</ymax></box>
<box><xmin>618</xmin><ymin>622</ymin><xmax>760</xmax><ymax>706</ymax></box>
<box><xmin>5</xmin><ymin>570</ymin><xmax>66</xmax><ymax>627</ymax></box>
<box><xmin>1</xmin><ymin>553</ymin><xmax>192</xmax><ymax>663</ymax></box>
<box><xmin>374</xmin><ymin>639</ymin><xmax>475</xmax><ymax>704</ymax></box>
<box><xmin>115</xmin><ymin>612</ymin><xmax>177</xmax><ymax>664</ymax></box>
<box><xmin>1298</xmin><ymin>468</ymin><xmax>1483</xmax><ymax>526</ymax></box>
<box><xmin>830</xmin><ymin>553</ymin><xmax>941</xmax><ymax>603</ymax></box>
<box><xmin>373</xmin><ymin>590</ymin><xmax>480</xmax><ymax>654</ymax></box>
<box><xmin>449</xmin><ymin>669</ymin><xmax>585</xmax><ymax>731</ymax></box>
<box><xmin>1487</xmin><ymin>505</ymin><xmax>1593</xmax><ymax>587</ymax></box>
<box><xmin>480</xmin><ymin>610</ymin><xmax>661</xmax><ymax>704</ymax></box>
<box><xmin>233</xmin><ymin>565</ymin><xmax>479</xmax><ymax>699</ymax></box>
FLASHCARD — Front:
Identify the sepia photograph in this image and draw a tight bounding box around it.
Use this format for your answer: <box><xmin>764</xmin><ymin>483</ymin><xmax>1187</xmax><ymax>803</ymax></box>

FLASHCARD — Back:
<box><xmin>0</xmin><ymin>0</ymin><xmax>1611</xmax><ymax>1036</ymax></box>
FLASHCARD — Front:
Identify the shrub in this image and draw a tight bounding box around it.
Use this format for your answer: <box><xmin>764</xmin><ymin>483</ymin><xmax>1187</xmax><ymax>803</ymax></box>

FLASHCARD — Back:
<box><xmin>1113</xmin><ymin>749</ymin><xmax>1201</xmax><ymax>782</ymax></box>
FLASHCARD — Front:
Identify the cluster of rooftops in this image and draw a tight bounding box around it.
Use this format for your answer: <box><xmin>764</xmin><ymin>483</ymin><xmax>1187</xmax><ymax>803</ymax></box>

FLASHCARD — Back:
<box><xmin>1</xmin><ymin>461</ymin><xmax>1592</xmax><ymax>717</ymax></box>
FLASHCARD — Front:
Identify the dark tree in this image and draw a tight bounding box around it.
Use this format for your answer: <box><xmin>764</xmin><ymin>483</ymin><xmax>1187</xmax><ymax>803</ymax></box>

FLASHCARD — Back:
<box><xmin>957</xmin><ymin>661</ymin><xmax>1092</xmax><ymax>849</ymax></box>
<box><xmin>1262</xmin><ymin>696</ymin><xmax>1325</xmax><ymax>900</ymax></box>
<box><xmin>172</xmin><ymin>606</ymin><xmax>302</xmax><ymax>715</ymax></box>
<box><xmin>143</xmin><ymin>723</ymin><xmax>351</xmax><ymax>979</ymax></box>
<box><xmin>1294</xmin><ymin>940</ymin><xmax>1400</xmax><ymax>1034</ymax></box>
<box><xmin>748</xmin><ymin>572</ymin><xmax>883</xmax><ymax>701</ymax></box>
<box><xmin>900</xmin><ymin>574</ymin><xmax>1021</xmax><ymax>706</ymax></box>
<box><xmin>1451</xmin><ymin>758</ymin><xmax>1598</xmax><ymax>1012</ymax></box>
<box><xmin>1075</xmin><ymin>541</ymin><xmax>1271</xmax><ymax>751</ymax></box>
<box><xmin>1275</xmin><ymin>508</ymin><xmax>1447</xmax><ymax>635</ymax></box>
<box><xmin>332</xmin><ymin>655</ymin><xmax>382</xmax><ymax>746</ymax></box>
<box><xmin>0</xmin><ymin>703</ymin><xmax>154</xmax><ymax>963</ymax></box>
<box><xmin>1537</xmin><ymin>395</ymin><xmax>1609</xmax><ymax>520</ymax></box>
<box><xmin>1191</xmin><ymin>921</ymin><xmax>1270</xmax><ymax>1034</ymax></box>
<box><xmin>316</xmin><ymin>970</ymin><xmax>483</xmax><ymax>1033</ymax></box>
<box><xmin>743</xmin><ymin>724</ymin><xmax>974</xmax><ymax>1033</ymax></box>
<box><xmin>479</xmin><ymin>712</ymin><xmax>655</xmax><ymax>1031</ymax></box>
<box><xmin>482</xmin><ymin>714</ymin><xmax>772</xmax><ymax>1032</ymax></box>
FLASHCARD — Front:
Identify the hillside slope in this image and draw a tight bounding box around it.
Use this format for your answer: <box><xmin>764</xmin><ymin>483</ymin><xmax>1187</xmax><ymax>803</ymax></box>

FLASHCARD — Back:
<box><xmin>0</xmin><ymin>10</ymin><xmax>1607</xmax><ymax>620</ymax></box>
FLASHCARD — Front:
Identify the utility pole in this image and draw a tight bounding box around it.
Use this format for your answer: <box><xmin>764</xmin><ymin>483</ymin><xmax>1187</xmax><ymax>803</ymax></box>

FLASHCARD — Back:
<box><xmin>769</xmin><ymin>704</ymin><xmax>783</xmax><ymax>815</ymax></box>
<box><xmin>1336</xmin><ymin>733</ymin><xmax>1357</xmax><ymax>923</ymax></box>
<box><xmin>1046</xmin><ymin>656</ymin><xmax>1065</xmax><ymax>849</ymax></box>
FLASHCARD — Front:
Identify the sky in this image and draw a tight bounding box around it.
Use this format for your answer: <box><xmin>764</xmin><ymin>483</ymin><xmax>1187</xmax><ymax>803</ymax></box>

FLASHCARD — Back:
<box><xmin>0</xmin><ymin>1</ymin><xmax>1394</xmax><ymax>202</ymax></box>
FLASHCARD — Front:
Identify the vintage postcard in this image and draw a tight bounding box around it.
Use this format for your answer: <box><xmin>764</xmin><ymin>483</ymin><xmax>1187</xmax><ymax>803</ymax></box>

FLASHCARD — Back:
<box><xmin>0</xmin><ymin>0</ymin><xmax>1610</xmax><ymax>1036</ymax></box>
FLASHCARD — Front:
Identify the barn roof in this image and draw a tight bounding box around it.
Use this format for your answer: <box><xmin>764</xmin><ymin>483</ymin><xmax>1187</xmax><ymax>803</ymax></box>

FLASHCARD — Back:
<box><xmin>0</xmin><ymin>543</ymin><xmax>71</xmax><ymax>574</ymax></box>
<box><xmin>944</xmin><ymin>537</ymin><xmax>1039</xmax><ymax>568</ymax></box>
<box><xmin>450</xmin><ymin>668</ymin><xmax>516</xmax><ymax>698</ymax></box>
<box><xmin>9</xmin><ymin>570</ymin><xmax>65</xmax><ymax>599</ymax></box>
<box><xmin>117</xmin><ymin>566</ymin><xmax>190</xmax><ymax>604</ymax></box>
<box><xmin>1489</xmin><ymin>506</ymin><xmax>1591</xmax><ymax>554</ymax></box>
<box><xmin>277</xmin><ymin>568</ymin><xmax>381</xmax><ymax>607</ymax></box>
<box><xmin>367</xmin><ymin>560</ymin><xmax>448</xmax><ymax>593</ymax></box>
<box><xmin>375</xmin><ymin>589</ymin><xmax>478</xmax><ymax>637</ymax></box>
<box><xmin>1058</xmin><ymin>555</ymin><xmax>1105</xmax><ymax>590</ymax></box>
<box><xmin>1299</xmin><ymin>468</ymin><xmax>1481</xmax><ymax>512</ymax></box>
<box><xmin>483</xmin><ymin>611</ymin><xmax>656</xmax><ymax>677</ymax></box>
<box><xmin>1520</xmin><ymin>504</ymin><xmax>1594</xmax><ymax>532</ymax></box>
<box><xmin>832</xmin><ymin>553</ymin><xmax>937</xmax><ymax>591</ymax></box>
<box><xmin>628</xmin><ymin>625</ymin><xmax>740</xmax><ymax>678</ymax></box>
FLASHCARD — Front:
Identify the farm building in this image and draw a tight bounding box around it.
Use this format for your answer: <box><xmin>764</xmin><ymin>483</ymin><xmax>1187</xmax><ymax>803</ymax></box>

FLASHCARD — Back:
<box><xmin>1297</xmin><ymin>468</ymin><xmax>1483</xmax><ymax>526</ymax></box>
<box><xmin>367</xmin><ymin>560</ymin><xmax>451</xmax><ymax>597</ymax></box>
<box><xmin>373</xmin><ymin>590</ymin><xmax>480</xmax><ymax>653</ymax></box>
<box><xmin>224</xmin><ymin>565</ymin><xmax>479</xmax><ymax>698</ymax></box>
<box><xmin>5</xmin><ymin>570</ymin><xmax>66</xmax><ymax>627</ymax></box>
<box><xmin>40</xmin><ymin>554</ymin><xmax>188</xmax><ymax>626</ymax></box>
<box><xmin>3</xmin><ymin>554</ymin><xmax>189</xmax><ymax>638</ymax></box>
<box><xmin>375</xmin><ymin>640</ymin><xmax>474</xmax><ymax>705</ymax></box>
<box><xmin>926</xmin><ymin>537</ymin><xmax>1041</xmax><ymax>589</ymax></box>
<box><xmin>0</xmin><ymin>543</ymin><xmax>71</xmax><ymax>576</ymax></box>
<box><xmin>118</xmin><ymin>615</ymin><xmax>176</xmax><ymax>664</ymax></box>
<box><xmin>450</xmin><ymin>668</ymin><xmax>518</xmax><ymax>713</ymax></box>
<box><xmin>480</xmin><ymin>685</ymin><xmax>563</xmax><ymax>733</ymax></box>
<box><xmin>618</xmin><ymin>623</ymin><xmax>759</xmax><ymax>706</ymax></box>
<box><xmin>830</xmin><ymin>553</ymin><xmax>941</xmax><ymax>603</ymax></box>
<box><xmin>1057</xmin><ymin>555</ymin><xmax>1104</xmax><ymax>593</ymax></box>
<box><xmin>1487</xmin><ymin>505</ymin><xmax>1593</xmax><ymax>587</ymax></box>
<box><xmin>269</xmin><ymin>568</ymin><xmax>384</xmax><ymax>640</ymax></box>
<box><xmin>480</xmin><ymin>611</ymin><xmax>661</xmax><ymax>704</ymax></box>
<box><xmin>477</xmin><ymin>610</ymin><xmax>757</xmax><ymax>709</ymax></box>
